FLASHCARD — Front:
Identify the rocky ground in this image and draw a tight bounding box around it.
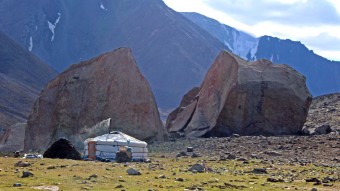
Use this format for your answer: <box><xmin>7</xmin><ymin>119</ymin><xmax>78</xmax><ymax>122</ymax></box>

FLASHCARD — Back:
<box><xmin>304</xmin><ymin>93</ymin><xmax>340</xmax><ymax>132</ymax></box>
<box><xmin>150</xmin><ymin>133</ymin><xmax>339</xmax><ymax>166</ymax></box>
<box><xmin>3</xmin><ymin>134</ymin><xmax>340</xmax><ymax>190</ymax></box>
<box><xmin>0</xmin><ymin>134</ymin><xmax>338</xmax><ymax>191</ymax></box>
<box><xmin>0</xmin><ymin>94</ymin><xmax>338</xmax><ymax>190</ymax></box>
<box><xmin>158</xmin><ymin>93</ymin><xmax>340</xmax><ymax>166</ymax></box>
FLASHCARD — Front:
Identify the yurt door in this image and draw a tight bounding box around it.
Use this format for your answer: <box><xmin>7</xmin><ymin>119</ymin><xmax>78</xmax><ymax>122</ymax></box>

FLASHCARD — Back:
<box><xmin>88</xmin><ymin>141</ymin><xmax>96</xmax><ymax>160</ymax></box>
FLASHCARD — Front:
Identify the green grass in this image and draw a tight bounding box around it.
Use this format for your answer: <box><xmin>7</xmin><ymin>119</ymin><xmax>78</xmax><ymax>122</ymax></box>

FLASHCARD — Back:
<box><xmin>0</xmin><ymin>154</ymin><xmax>338</xmax><ymax>190</ymax></box>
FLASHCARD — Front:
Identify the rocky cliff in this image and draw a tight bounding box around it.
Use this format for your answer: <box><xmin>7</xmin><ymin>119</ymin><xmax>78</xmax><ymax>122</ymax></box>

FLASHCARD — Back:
<box><xmin>24</xmin><ymin>48</ymin><xmax>165</xmax><ymax>151</ymax></box>
<box><xmin>168</xmin><ymin>51</ymin><xmax>312</xmax><ymax>137</ymax></box>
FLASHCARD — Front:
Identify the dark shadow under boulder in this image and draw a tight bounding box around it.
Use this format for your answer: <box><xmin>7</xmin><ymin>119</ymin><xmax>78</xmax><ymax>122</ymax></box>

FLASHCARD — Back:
<box><xmin>43</xmin><ymin>138</ymin><xmax>82</xmax><ymax>160</ymax></box>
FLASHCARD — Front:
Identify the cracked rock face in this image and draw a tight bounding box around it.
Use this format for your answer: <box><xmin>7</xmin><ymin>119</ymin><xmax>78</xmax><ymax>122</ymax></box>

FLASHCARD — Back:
<box><xmin>168</xmin><ymin>50</ymin><xmax>312</xmax><ymax>137</ymax></box>
<box><xmin>24</xmin><ymin>48</ymin><xmax>165</xmax><ymax>151</ymax></box>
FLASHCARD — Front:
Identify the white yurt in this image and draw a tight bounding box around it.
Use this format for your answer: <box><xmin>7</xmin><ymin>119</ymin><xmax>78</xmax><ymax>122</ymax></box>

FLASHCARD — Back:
<box><xmin>83</xmin><ymin>131</ymin><xmax>148</xmax><ymax>161</ymax></box>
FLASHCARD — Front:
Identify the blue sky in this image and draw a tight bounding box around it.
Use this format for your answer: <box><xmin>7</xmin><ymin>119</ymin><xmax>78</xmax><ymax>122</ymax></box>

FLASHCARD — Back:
<box><xmin>163</xmin><ymin>0</ymin><xmax>340</xmax><ymax>61</ymax></box>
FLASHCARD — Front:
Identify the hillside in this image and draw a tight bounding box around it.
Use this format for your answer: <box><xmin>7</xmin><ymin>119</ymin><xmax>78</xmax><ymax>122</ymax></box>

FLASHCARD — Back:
<box><xmin>0</xmin><ymin>0</ymin><xmax>227</xmax><ymax>109</ymax></box>
<box><xmin>0</xmin><ymin>31</ymin><xmax>56</xmax><ymax>132</ymax></box>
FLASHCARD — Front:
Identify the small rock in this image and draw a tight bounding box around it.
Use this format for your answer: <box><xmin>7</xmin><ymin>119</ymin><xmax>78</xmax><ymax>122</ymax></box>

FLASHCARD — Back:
<box><xmin>126</xmin><ymin>168</ymin><xmax>141</xmax><ymax>175</ymax></box>
<box><xmin>21</xmin><ymin>171</ymin><xmax>34</xmax><ymax>178</ymax></box>
<box><xmin>305</xmin><ymin>178</ymin><xmax>321</xmax><ymax>183</ymax></box>
<box><xmin>267</xmin><ymin>177</ymin><xmax>283</xmax><ymax>182</ymax></box>
<box><xmin>13</xmin><ymin>183</ymin><xmax>22</xmax><ymax>187</ymax></box>
<box><xmin>231</xmin><ymin>134</ymin><xmax>240</xmax><ymax>138</ymax></box>
<box><xmin>14</xmin><ymin>161</ymin><xmax>30</xmax><ymax>167</ymax></box>
<box><xmin>301</xmin><ymin>126</ymin><xmax>311</xmax><ymax>135</ymax></box>
<box><xmin>176</xmin><ymin>151</ymin><xmax>187</xmax><ymax>157</ymax></box>
<box><xmin>311</xmin><ymin>125</ymin><xmax>332</xmax><ymax>135</ymax></box>
<box><xmin>264</xmin><ymin>151</ymin><xmax>282</xmax><ymax>156</ymax></box>
<box><xmin>252</xmin><ymin>168</ymin><xmax>267</xmax><ymax>174</ymax></box>
<box><xmin>323</xmin><ymin>183</ymin><xmax>333</xmax><ymax>187</ymax></box>
<box><xmin>47</xmin><ymin>166</ymin><xmax>56</xmax><ymax>169</ymax></box>
<box><xmin>226</xmin><ymin>154</ymin><xmax>236</xmax><ymax>160</ymax></box>
<box><xmin>322</xmin><ymin>179</ymin><xmax>329</xmax><ymax>183</ymax></box>
<box><xmin>250</xmin><ymin>154</ymin><xmax>259</xmax><ymax>159</ymax></box>
<box><xmin>219</xmin><ymin>155</ymin><xmax>227</xmax><ymax>161</ymax></box>
<box><xmin>175</xmin><ymin>177</ymin><xmax>184</xmax><ymax>182</ymax></box>
<box><xmin>89</xmin><ymin>174</ymin><xmax>98</xmax><ymax>178</ymax></box>
<box><xmin>311</xmin><ymin>188</ymin><xmax>317</xmax><ymax>191</ymax></box>
<box><xmin>159</xmin><ymin>175</ymin><xmax>166</xmax><ymax>179</ymax></box>
<box><xmin>187</xmin><ymin>147</ymin><xmax>194</xmax><ymax>152</ymax></box>
<box><xmin>322</xmin><ymin>176</ymin><xmax>334</xmax><ymax>183</ymax></box>
<box><xmin>236</xmin><ymin>158</ymin><xmax>248</xmax><ymax>162</ymax></box>
<box><xmin>115</xmin><ymin>184</ymin><xmax>124</xmax><ymax>188</ymax></box>
<box><xmin>191</xmin><ymin>153</ymin><xmax>201</xmax><ymax>158</ymax></box>
<box><xmin>188</xmin><ymin>164</ymin><xmax>205</xmax><ymax>173</ymax></box>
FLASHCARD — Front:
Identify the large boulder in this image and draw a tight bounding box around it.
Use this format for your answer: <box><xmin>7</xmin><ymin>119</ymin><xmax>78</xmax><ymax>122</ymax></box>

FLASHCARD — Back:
<box><xmin>24</xmin><ymin>48</ymin><xmax>165</xmax><ymax>151</ymax></box>
<box><xmin>168</xmin><ymin>50</ymin><xmax>312</xmax><ymax>137</ymax></box>
<box><xmin>165</xmin><ymin>87</ymin><xmax>200</xmax><ymax>130</ymax></box>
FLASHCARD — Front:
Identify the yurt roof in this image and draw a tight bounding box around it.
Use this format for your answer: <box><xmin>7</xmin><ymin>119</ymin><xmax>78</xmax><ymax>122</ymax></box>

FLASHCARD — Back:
<box><xmin>84</xmin><ymin>131</ymin><xmax>147</xmax><ymax>146</ymax></box>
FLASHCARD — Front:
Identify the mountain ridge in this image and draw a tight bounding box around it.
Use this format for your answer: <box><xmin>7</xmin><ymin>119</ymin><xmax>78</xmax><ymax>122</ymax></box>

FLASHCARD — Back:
<box><xmin>182</xmin><ymin>12</ymin><xmax>340</xmax><ymax>96</ymax></box>
<box><xmin>0</xmin><ymin>0</ymin><xmax>227</xmax><ymax>109</ymax></box>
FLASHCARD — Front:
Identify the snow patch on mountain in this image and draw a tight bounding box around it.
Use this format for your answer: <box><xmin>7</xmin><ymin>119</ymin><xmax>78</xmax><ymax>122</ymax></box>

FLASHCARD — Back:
<box><xmin>47</xmin><ymin>21</ymin><xmax>54</xmax><ymax>41</ymax></box>
<box><xmin>100</xmin><ymin>2</ymin><xmax>107</xmax><ymax>10</ymax></box>
<box><xmin>270</xmin><ymin>54</ymin><xmax>273</xmax><ymax>62</ymax></box>
<box><xmin>249</xmin><ymin>41</ymin><xmax>259</xmax><ymax>61</ymax></box>
<box><xmin>224</xmin><ymin>40</ymin><xmax>233</xmax><ymax>51</ymax></box>
<box><xmin>47</xmin><ymin>12</ymin><xmax>61</xmax><ymax>42</ymax></box>
<box><xmin>232</xmin><ymin>32</ymin><xmax>258</xmax><ymax>59</ymax></box>
<box><xmin>181</xmin><ymin>12</ymin><xmax>258</xmax><ymax>60</ymax></box>
<box><xmin>55</xmin><ymin>13</ymin><xmax>61</xmax><ymax>25</ymax></box>
<box><xmin>29</xmin><ymin>36</ymin><xmax>33</xmax><ymax>51</ymax></box>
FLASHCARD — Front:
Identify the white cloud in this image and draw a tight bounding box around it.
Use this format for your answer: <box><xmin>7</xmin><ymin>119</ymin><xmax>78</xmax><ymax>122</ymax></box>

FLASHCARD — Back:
<box><xmin>163</xmin><ymin>0</ymin><xmax>340</xmax><ymax>61</ymax></box>
<box><xmin>301</xmin><ymin>33</ymin><xmax>340</xmax><ymax>50</ymax></box>
<box><xmin>203</xmin><ymin>0</ymin><xmax>340</xmax><ymax>26</ymax></box>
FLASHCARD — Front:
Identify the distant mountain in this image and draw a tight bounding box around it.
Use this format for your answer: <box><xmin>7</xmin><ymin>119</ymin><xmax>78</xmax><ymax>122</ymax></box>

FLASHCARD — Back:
<box><xmin>0</xmin><ymin>30</ymin><xmax>56</xmax><ymax>131</ymax></box>
<box><xmin>0</xmin><ymin>0</ymin><xmax>227</xmax><ymax>109</ymax></box>
<box><xmin>183</xmin><ymin>12</ymin><xmax>340</xmax><ymax>96</ymax></box>
<box><xmin>248</xmin><ymin>36</ymin><xmax>340</xmax><ymax>95</ymax></box>
<box><xmin>181</xmin><ymin>12</ymin><xmax>257</xmax><ymax>59</ymax></box>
